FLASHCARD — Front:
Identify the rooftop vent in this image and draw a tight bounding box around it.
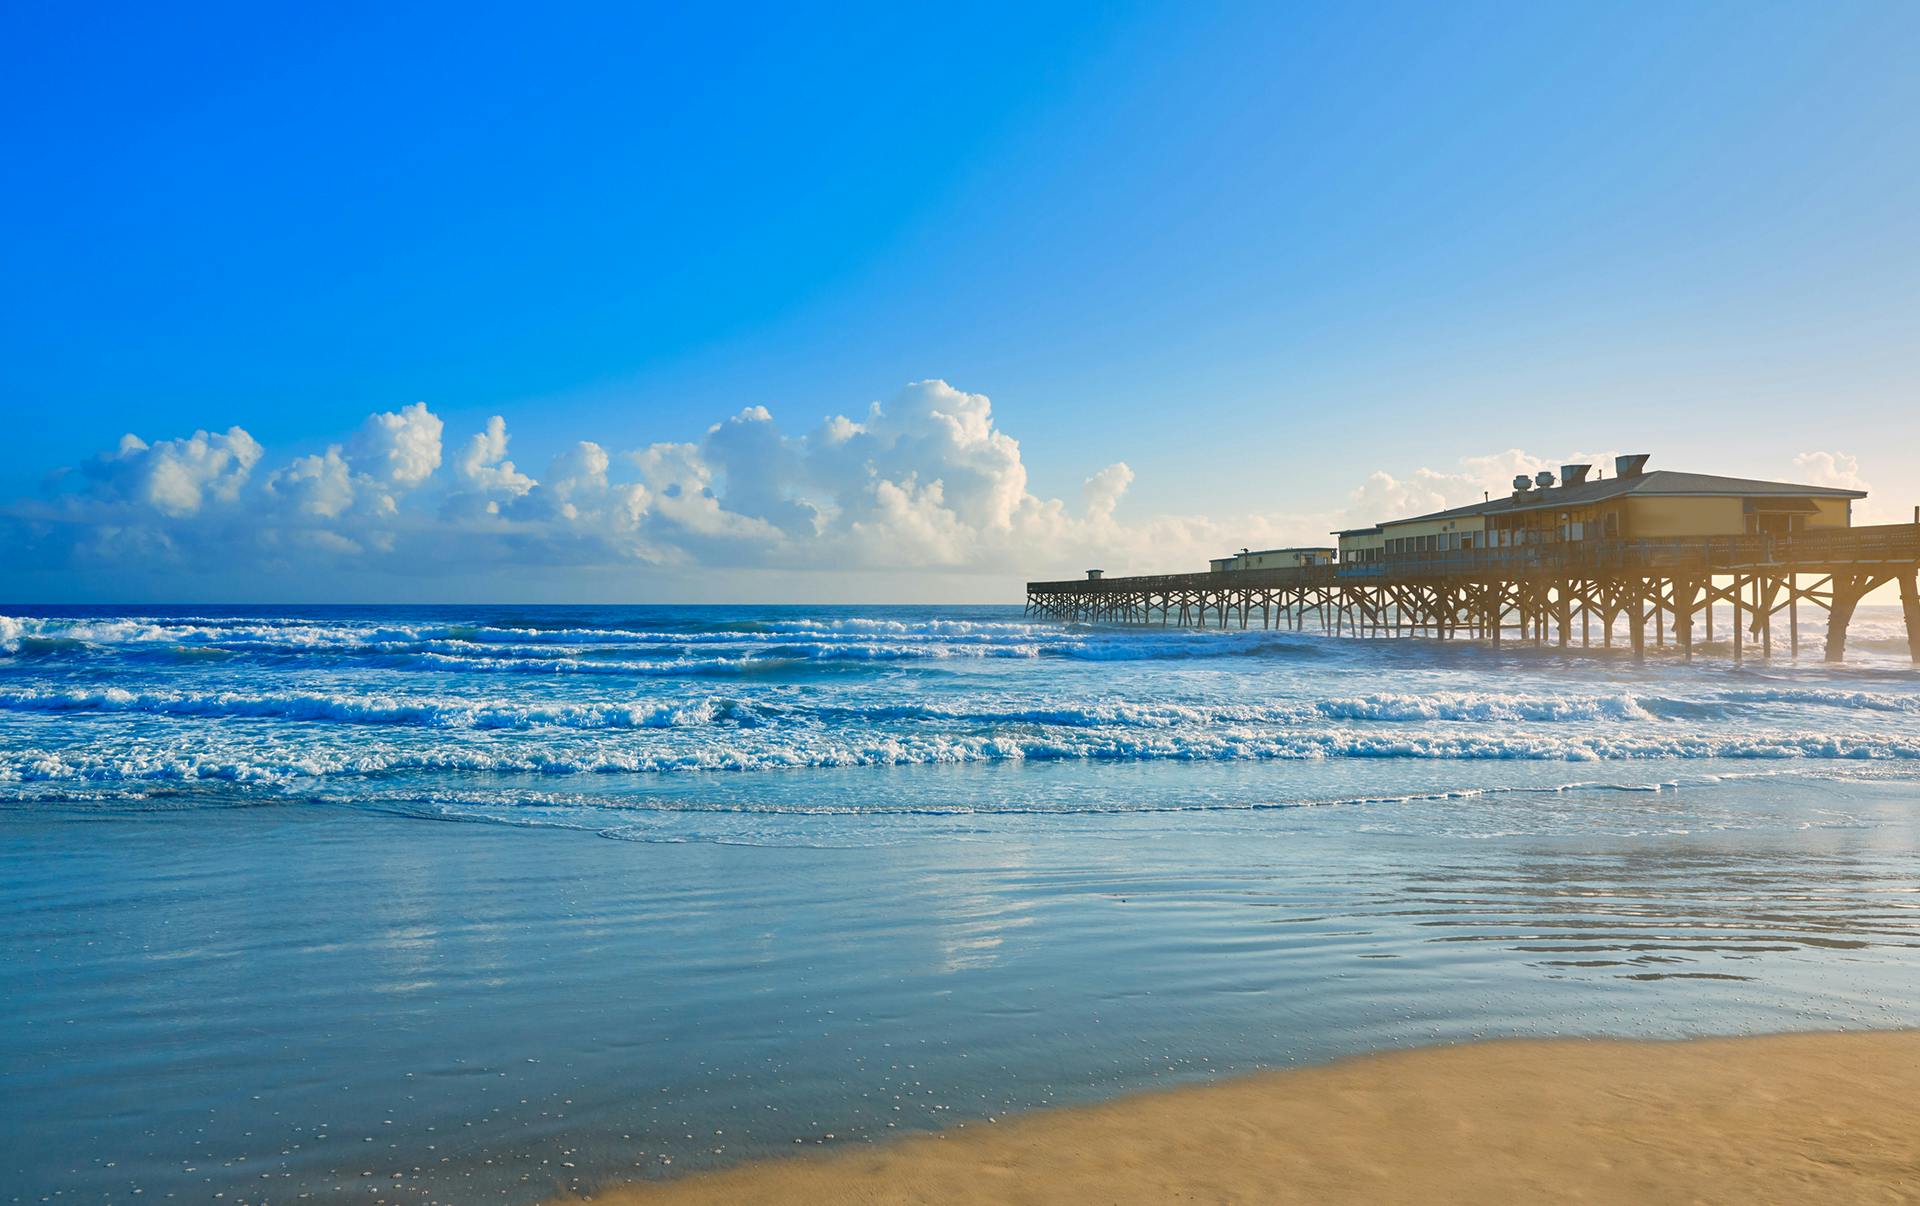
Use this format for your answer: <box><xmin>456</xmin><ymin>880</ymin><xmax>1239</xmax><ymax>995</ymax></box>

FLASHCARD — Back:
<box><xmin>1615</xmin><ymin>453</ymin><xmax>1651</xmax><ymax>479</ymax></box>
<box><xmin>1561</xmin><ymin>463</ymin><xmax>1592</xmax><ymax>486</ymax></box>
<box><xmin>1512</xmin><ymin>474</ymin><xmax>1534</xmax><ymax>493</ymax></box>
<box><xmin>1086</xmin><ymin>569</ymin><xmax>1104</xmax><ymax>580</ymax></box>
<box><xmin>1534</xmin><ymin>470</ymin><xmax>1556</xmax><ymax>489</ymax></box>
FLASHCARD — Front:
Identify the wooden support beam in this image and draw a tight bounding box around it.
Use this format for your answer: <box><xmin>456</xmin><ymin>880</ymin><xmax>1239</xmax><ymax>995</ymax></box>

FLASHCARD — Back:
<box><xmin>1826</xmin><ymin>573</ymin><xmax>1866</xmax><ymax>663</ymax></box>
<box><xmin>1673</xmin><ymin>578</ymin><xmax>1696</xmax><ymax>662</ymax></box>
<box><xmin>1789</xmin><ymin>575</ymin><xmax>1799</xmax><ymax>657</ymax></box>
<box><xmin>1900</xmin><ymin>571</ymin><xmax>1920</xmax><ymax>665</ymax></box>
<box><xmin>1732</xmin><ymin>574</ymin><xmax>1744</xmax><ymax>664</ymax></box>
<box><xmin>1757</xmin><ymin>576</ymin><xmax>1777</xmax><ymax>660</ymax></box>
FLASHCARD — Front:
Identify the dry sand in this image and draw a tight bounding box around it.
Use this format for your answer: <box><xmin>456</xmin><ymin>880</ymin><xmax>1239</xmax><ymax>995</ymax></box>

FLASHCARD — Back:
<box><xmin>564</xmin><ymin>1031</ymin><xmax>1920</xmax><ymax>1205</ymax></box>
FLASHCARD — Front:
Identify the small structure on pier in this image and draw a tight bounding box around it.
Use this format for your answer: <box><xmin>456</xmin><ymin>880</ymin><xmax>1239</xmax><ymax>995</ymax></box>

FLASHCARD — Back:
<box><xmin>1209</xmin><ymin>546</ymin><xmax>1336</xmax><ymax>573</ymax></box>
<box><xmin>1027</xmin><ymin>454</ymin><xmax>1920</xmax><ymax>664</ymax></box>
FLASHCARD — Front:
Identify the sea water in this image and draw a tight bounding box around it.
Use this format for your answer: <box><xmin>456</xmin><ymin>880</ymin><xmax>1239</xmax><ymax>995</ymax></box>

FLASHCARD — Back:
<box><xmin>3</xmin><ymin>604</ymin><xmax>1919</xmax><ymax>1202</ymax></box>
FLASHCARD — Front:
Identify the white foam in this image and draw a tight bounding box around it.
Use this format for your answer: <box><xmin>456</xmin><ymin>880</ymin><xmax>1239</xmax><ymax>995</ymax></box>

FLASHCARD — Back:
<box><xmin>7</xmin><ymin>726</ymin><xmax>1920</xmax><ymax>787</ymax></box>
<box><xmin>0</xmin><ymin>686</ymin><xmax>767</xmax><ymax>729</ymax></box>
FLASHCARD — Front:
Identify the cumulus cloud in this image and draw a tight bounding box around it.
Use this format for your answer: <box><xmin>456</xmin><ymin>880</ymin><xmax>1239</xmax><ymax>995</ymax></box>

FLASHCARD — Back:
<box><xmin>16</xmin><ymin>383</ymin><xmax>1116</xmax><ymax>582</ymax></box>
<box><xmin>857</xmin><ymin>380</ymin><xmax>1027</xmax><ymax>531</ymax></box>
<box><xmin>1792</xmin><ymin>450</ymin><xmax>1898</xmax><ymax>523</ymax></box>
<box><xmin>456</xmin><ymin>438</ymin><xmax>662</xmax><ymax>561</ymax></box>
<box><xmin>6</xmin><ymin>384</ymin><xmax>1888</xmax><ymax>595</ymax></box>
<box><xmin>350</xmin><ymin>401</ymin><xmax>443</xmax><ymax>488</ymax></box>
<box><xmin>456</xmin><ymin>416</ymin><xmax>536</xmax><ymax>498</ymax></box>
<box><xmin>1340</xmin><ymin>448</ymin><xmax>1621</xmax><ymax>529</ymax></box>
<box><xmin>1792</xmin><ymin>451</ymin><xmax>1869</xmax><ymax>493</ymax></box>
<box><xmin>545</xmin><ymin>441</ymin><xmax>611</xmax><ymax>501</ymax></box>
<box><xmin>699</xmin><ymin>406</ymin><xmax>817</xmax><ymax>537</ymax></box>
<box><xmin>1082</xmin><ymin>463</ymin><xmax>1133</xmax><ymax>523</ymax></box>
<box><xmin>86</xmin><ymin>426</ymin><xmax>264</xmax><ymax>517</ymax></box>
<box><xmin>266</xmin><ymin>447</ymin><xmax>355</xmax><ymax>518</ymax></box>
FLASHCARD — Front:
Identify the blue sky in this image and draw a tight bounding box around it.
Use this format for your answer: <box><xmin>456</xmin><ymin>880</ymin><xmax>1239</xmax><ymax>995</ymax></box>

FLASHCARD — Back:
<box><xmin>3</xmin><ymin>1</ymin><xmax>1916</xmax><ymax>600</ymax></box>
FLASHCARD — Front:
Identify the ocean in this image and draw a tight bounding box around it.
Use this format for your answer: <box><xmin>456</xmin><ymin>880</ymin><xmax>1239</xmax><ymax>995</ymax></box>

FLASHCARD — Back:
<box><xmin>5</xmin><ymin>603</ymin><xmax>1920</xmax><ymax>1202</ymax></box>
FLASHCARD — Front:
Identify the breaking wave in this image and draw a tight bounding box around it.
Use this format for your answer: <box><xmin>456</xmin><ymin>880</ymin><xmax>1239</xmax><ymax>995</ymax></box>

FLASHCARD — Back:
<box><xmin>0</xmin><ymin>687</ymin><xmax>771</xmax><ymax>729</ymax></box>
<box><xmin>7</xmin><ymin>727</ymin><xmax>1920</xmax><ymax>787</ymax></box>
<box><xmin>5</xmin><ymin>684</ymin><xmax>1917</xmax><ymax>731</ymax></box>
<box><xmin>0</xmin><ymin>613</ymin><xmax>1335</xmax><ymax>671</ymax></box>
<box><xmin>5</xmin><ymin>606</ymin><xmax>1917</xmax><ymax>817</ymax></box>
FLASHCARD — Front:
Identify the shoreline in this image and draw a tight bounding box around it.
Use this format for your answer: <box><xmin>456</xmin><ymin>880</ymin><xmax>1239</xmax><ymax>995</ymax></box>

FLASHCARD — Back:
<box><xmin>564</xmin><ymin>1030</ymin><xmax>1920</xmax><ymax>1205</ymax></box>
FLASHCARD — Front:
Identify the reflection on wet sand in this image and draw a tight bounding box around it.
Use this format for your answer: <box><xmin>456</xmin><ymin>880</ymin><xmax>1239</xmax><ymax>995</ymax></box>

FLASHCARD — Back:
<box><xmin>8</xmin><ymin>777</ymin><xmax>1920</xmax><ymax>1202</ymax></box>
<box><xmin>1396</xmin><ymin>846</ymin><xmax>1920</xmax><ymax>983</ymax></box>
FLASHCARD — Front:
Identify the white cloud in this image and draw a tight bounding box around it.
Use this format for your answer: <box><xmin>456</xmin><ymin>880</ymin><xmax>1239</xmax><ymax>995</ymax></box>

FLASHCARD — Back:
<box><xmin>456</xmin><ymin>416</ymin><xmax>536</xmax><ymax>497</ymax></box>
<box><xmin>832</xmin><ymin>379</ymin><xmax>1028</xmax><ymax>533</ymax></box>
<box><xmin>1792</xmin><ymin>451</ymin><xmax>1869</xmax><ymax>493</ymax></box>
<box><xmin>699</xmin><ymin>406</ymin><xmax>817</xmax><ymax>537</ymax></box>
<box><xmin>545</xmin><ymin>441</ymin><xmax>611</xmax><ymax>501</ymax></box>
<box><xmin>1082</xmin><ymin>463</ymin><xmax>1133</xmax><ymax>523</ymax></box>
<box><xmin>351</xmin><ymin>402</ymin><xmax>443</xmax><ymax>488</ymax></box>
<box><xmin>1339</xmin><ymin>449</ymin><xmax>1621</xmax><ymax>530</ymax></box>
<box><xmin>1792</xmin><ymin>450</ymin><xmax>1900</xmax><ymax>523</ymax></box>
<box><xmin>88</xmin><ymin>426</ymin><xmax>264</xmax><ymax>517</ymax></box>
<box><xmin>266</xmin><ymin>447</ymin><xmax>355</xmax><ymax>518</ymax></box>
<box><xmin>628</xmin><ymin>440</ymin><xmax>779</xmax><ymax>545</ymax></box>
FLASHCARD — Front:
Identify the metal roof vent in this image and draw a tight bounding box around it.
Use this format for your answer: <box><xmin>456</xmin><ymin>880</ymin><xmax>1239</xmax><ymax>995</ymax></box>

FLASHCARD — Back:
<box><xmin>1561</xmin><ymin>463</ymin><xmax>1592</xmax><ymax>485</ymax></box>
<box><xmin>1614</xmin><ymin>453</ymin><xmax>1651</xmax><ymax>479</ymax></box>
<box><xmin>1534</xmin><ymin>470</ymin><xmax>1556</xmax><ymax>489</ymax></box>
<box><xmin>1086</xmin><ymin>569</ymin><xmax>1104</xmax><ymax>580</ymax></box>
<box><xmin>1512</xmin><ymin>474</ymin><xmax>1533</xmax><ymax>494</ymax></box>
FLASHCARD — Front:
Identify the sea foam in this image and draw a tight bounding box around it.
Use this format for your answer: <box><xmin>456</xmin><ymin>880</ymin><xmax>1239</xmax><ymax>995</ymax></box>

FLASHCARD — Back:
<box><xmin>5</xmin><ymin>606</ymin><xmax>1918</xmax><ymax>809</ymax></box>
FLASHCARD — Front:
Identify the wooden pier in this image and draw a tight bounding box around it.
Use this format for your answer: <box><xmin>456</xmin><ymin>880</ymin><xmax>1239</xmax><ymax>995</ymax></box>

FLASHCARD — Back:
<box><xmin>1026</xmin><ymin>524</ymin><xmax>1920</xmax><ymax>663</ymax></box>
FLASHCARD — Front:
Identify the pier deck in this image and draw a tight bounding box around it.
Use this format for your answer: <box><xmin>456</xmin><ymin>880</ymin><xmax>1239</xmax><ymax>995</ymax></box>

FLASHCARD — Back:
<box><xmin>1026</xmin><ymin>524</ymin><xmax>1920</xmax><ymax>662</ymax></box>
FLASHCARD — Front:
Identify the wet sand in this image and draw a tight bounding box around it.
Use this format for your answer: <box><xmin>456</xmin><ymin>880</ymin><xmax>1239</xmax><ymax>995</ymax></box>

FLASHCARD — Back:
<box><xmin>568</xmin><ymin>1031</ymin><xmax>1920</xmax><ymax>1205</ymax></box>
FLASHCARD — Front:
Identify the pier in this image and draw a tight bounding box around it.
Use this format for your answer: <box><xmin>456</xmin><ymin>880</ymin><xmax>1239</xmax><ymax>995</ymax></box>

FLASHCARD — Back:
<box><xmin>1026</xmin><ymin>524</ymin><xmax>1920</xmax><ymax>663</ymax></box>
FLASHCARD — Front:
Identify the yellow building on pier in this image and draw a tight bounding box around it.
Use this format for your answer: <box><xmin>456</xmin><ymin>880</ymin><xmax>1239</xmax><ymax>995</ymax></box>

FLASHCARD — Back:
<box><xmin>1334</xmin><ymin>455</ymin><xmax>1861</xmax><ymax>563</ymax></box>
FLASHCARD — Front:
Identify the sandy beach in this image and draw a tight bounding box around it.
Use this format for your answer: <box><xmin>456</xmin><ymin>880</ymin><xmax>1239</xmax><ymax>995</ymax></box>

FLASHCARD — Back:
<box><xmin>569</xmin><ymin>1030</ymin><xmax>1920</xmax><ymax>1205</ymax></box>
